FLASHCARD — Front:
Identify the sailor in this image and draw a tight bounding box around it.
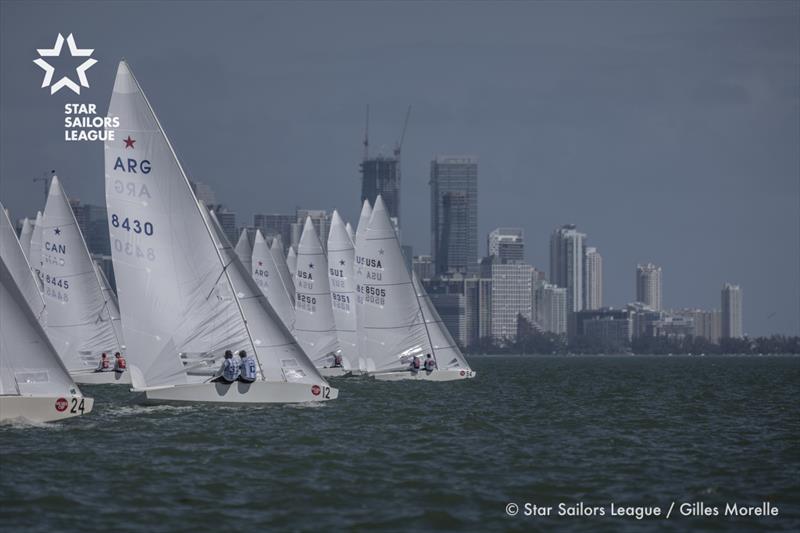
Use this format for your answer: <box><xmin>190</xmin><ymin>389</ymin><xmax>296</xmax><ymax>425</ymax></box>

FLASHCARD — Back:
<box><xmin>95</xmin><ymin>353</ymin><xmax>111</xmax><ymax>372</ymax></box>
<box><xmin>238</xmin><ymin>350</ymin><xmax>257</xmax><ymax>383</ymax></box>
<box><xmin>211</xmin><ymin>350</ymin><xmax>240</xmax><ymax>384</ymax></box>
<box><xmin>423</xmin><ymin>354</ymin><xmax>436</xmax><ymax>372</ymax></box>
<box><xmin>410</xmin><ymin>355</ymin><xmax>421</xmax><ymax>373</ymax></box>
<box><xmin>113</xmin><ymin>352</ymin><xmax>127</xmax><ymax>372</ymax></box>
<box><xmin>332</xmin><ymin>352</ymin><xmax>343</xmax><ymax>368</ymax></box>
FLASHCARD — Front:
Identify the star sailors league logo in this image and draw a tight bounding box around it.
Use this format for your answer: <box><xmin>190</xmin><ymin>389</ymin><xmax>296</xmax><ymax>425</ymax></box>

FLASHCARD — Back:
<box><xmin>33</xmin><ymin>34</ymin><xmax>97</xmax><ymax>95</ymax></box>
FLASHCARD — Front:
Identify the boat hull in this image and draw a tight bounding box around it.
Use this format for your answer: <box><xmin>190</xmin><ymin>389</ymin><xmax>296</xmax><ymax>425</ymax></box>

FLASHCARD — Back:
<box><xmin>140</xmin><ymin>381</ymin><xmax>339</xmax><ymax>404</ymax></box>
<box><xmin>0</xmin><ymin>395</ymin><xmax>94</xmax><ymax>423</ymax></box>
<box><xmin>372</xmin><ymin>369</ymin><xmax>477</xmax><ymax>382</ymax></box>
<box><xmin>318</xmin><ymin>367</ymin><xmax>350</xmax><ymax>377</ymax></box>
<box><xmin>71</xmin><ymin>370</ymin><xmax>131</xmax><ymax>385</ymax></box>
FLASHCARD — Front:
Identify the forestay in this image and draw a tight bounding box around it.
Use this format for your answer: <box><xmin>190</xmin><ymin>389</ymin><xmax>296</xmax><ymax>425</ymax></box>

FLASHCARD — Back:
<box><xmin>40</xmin><ymin>176</ymin><xmax>124</xmax><ymax>371</ymax></box>
<box><xmin>327</xmin><ymin>210</ymin><xmax>358</xmax><ymax>370</ymax></box>
<box><xmin>354</xmin><ymin>196</ymin><xmax>429</xmax><ymax>372</ymax></box>
<box><xmin>293</xmin><ymin>217</ymin><xmax>340</xmax><ymax>368</ymax></box>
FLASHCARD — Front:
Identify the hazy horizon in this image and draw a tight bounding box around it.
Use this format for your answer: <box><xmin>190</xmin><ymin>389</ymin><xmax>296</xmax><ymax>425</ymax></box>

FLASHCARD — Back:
<box><xmin>1</xmin><ymin>1</ymin><xmax>798</xmax><ymax>335</ymax></box>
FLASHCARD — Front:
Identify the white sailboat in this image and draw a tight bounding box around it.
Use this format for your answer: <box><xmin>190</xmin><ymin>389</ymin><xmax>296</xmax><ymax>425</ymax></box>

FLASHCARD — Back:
<box><xmin>29</xmin><ymin>210</ymin><xmax>43</xmax><ymax>290</ymax></box>
<box><xmin>355</xmin><ymin>199</ymin><xmax>372</xmax><ymax>241</ymax></box>
<box><xmin>345</xmin><ymin>222</ymin><xmax>355</xmax><ymax>242</ymax></box>
<box><xmin>327</xmin><ymin>210</ymin><xmax>359</xmax><ymax>372</ymax></box>
<box><xmin>40</xmin><ymin>176</ymin><xmax>128</xmax><ymax>385</ymax></box>
<box><xmin>235</xmin><ymin>228</ymin><xmax>252</xmax><ymax>274</ymax></box>
<box><xmin>104</xmin><ymin>60</ymin><xmax>336</xmax><ymax>403</ymax></box>
<box><xmin>294</xmin><ymin>217</ymin><xmax>343</xmax><ymax>376</ymax></box>
<box><xmin>0</xmin><ymin>203</ymin><xmax>94</xmax><ymax>422</ymax></box>
<box><xmin>270</xmin><ymin>234</ymin><xmax>296</xmax><ymax>316</ymax></box>
<box><xmin>252</xmin><ymin>229</ymin><xmax>295</xmax><ymax>332</ymax></box>
<box><xmin>18</xmin><ymin>217</ymin><xmax>33</xmax><ymax>262</ymax></box>
<box><xmin>354</xmin><ymin>196</ymin><xmax>475</xmax><ymax>381</ymax></box>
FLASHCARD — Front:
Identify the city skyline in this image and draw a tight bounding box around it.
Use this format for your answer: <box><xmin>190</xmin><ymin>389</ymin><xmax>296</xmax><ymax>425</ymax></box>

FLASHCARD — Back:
<box><xmin>1</xmin><ymin>1</ymin><xmax>797</xmax><ymax>336</ymax></box>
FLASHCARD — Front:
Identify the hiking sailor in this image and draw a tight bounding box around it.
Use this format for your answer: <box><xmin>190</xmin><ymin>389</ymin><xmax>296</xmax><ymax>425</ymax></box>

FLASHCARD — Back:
<box><xmin>211</xmin><ymin>350</ymin><xmax>240</xmax><ymax>383</ymax></box>
<box><xmin>238</xmin><ymin>350</ymin><xmax>257</xmax><ymax>383</ymax></box>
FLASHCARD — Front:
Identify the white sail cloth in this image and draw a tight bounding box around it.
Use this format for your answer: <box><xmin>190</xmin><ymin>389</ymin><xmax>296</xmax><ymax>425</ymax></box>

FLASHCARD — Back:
<box><xmin>354</xmin><ymin>196</ymin><xmax>429</xmax><ymax>372</ymax></box>
<box><xmin>235</xmin><ymin>229</ymin><xmax>252</xmax><ymax>274</ymax></box>
<box><xmin>252</xmin><ymin>230</ymin><xmax>295</xmax><ymax>332</ymax></box>
<box><xmin>326</xmin><ymin>210</ymin><xmax>358</xmax><ymax>369</ymax></box>
<box><xmin>18</xmin><ymin>218</ymin><xmax>33</xmax><ymax>262</ymax></box>
<box><xmin>293</xmin><ymin>217</ymin><xmax>340</xmax><ymax>367</ymax></box>
<box><xmin>40</xmin><ymin>176</ymin><xmax>124</xmax><ymax>371</ymax></box>
<box><xmin>286</xmin><ymin>246</ymin><xmax>297</xmax><ymax>284</ymax></box>
<box><xmin>104</xmin><ymin>60</ymin><xmax>321</xmax><ymax>388</ymax></box>
<box><xmin>0</xmin><ymin>203</ymin><xmax>76</xmax><ymax>397</ymax></box>
<box><xmin>270</xmin><ymin>234</ymin><xmax>296</xmax><ymax>314</ymax></box>
<box><xmin>29</xmin><ymin>211</ymin><xmax>44</xmax><ymax>291</ymax></box>
<box><xmin>355</xmin><ymin>199</ymin><xmax>372</xmax><ymax>241</ymax></box>
<box><xmin>93</xmin><ymin>260</ymin><xmax>126</xmax><ymax>350</ymax></box>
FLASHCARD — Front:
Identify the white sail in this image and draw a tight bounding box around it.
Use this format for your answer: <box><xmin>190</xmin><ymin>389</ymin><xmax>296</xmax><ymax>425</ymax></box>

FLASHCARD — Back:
<box><xmin>93</xmin><ymin>260</ymin><xmax>125</xmax><ymax>350</ymax></box>
<box><xmin>272</xmin><ymin>234</ymin><xmax>295</xmax><ymax>306</ymax></box>
<box><xmin>235</xmin><ymin>228</ymin><xmax>252</xmax><ymax>274</ymax></box>
<box><xmin>252</xmin><ymin>229</ymin><xmax>295</xmax><ymax>332</ymax></box>
<box><xmin>345</xmin><ymin>222</ymin><xmax>355</xmax><ymax>242</ymax></box>
<box><xmin>355</xmin><ymin>199</ymin><xmax>372</xmax><ymax>241</ymax></box>
<box><xmin>29</xmin><ymin>210</ymin><xmax>43</xmax><ymax>290</ymax></box>
<box><xmin>19</xmin><ymin>218</ymin><xmax>33</xmax><ymax>262</ymax></box>
<box><xmin>286</xmin><ymin>245</ymin><xmax>297</xmax><ymax>284</ymax></box>
<box><xmin>294</xmin><ymin>217</ymin><xmax>340</xmax><ymax>367</ymax></box>
<box><xmin>0</xmin><ymin>203</ymin><xmax>77</xmax><ymax>398</ymax></box>
<box><xmin>40</xmin><ymin>176</ymin><xmax>124</xmax><ymax>371</ymax></box>
<box><xmin>104</xmin><ymin>60</ymin><xmax>326</xmax><ymax>392</ymax></box>
<box><xmin>327</xmin><ymin>210</ymin><xmax>358</xmax><ymax>369</ymax></box>
<box><xmin>354</xmin><ymin>196</ymin><xmax>429</xmax><ymax>372</ymax></box>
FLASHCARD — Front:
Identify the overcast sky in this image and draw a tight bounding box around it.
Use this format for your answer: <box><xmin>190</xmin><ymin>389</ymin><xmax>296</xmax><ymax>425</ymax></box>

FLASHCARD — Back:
<box><xmin>1</xmin><ymin>1</ymin><xmax>798</xmax><ymax>335</ymax></box>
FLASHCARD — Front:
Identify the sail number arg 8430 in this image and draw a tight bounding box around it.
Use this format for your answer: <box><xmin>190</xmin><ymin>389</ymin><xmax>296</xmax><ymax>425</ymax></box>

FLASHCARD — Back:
<box><xmin>111</xmin><ymin>214</ymin><xmax>154</xmax><ymax>235</ymax></box>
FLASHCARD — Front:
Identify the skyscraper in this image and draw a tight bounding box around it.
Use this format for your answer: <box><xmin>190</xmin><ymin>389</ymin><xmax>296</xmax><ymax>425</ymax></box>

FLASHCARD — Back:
<box><xmin>290</xmin><ymin>209</ymin><xmax>330</xmax><ymax>252</ymax></box>
<box><xmin>253</xmin><ymin>213</ymin><xmax>294</xmax><ymax>251</ymax></box>
<box><xmin>583</xmin><ymin>247</ymin><xmax>603</xmax><ymax>310</ymax></box>
<box><xmin>213</xmin><ymin>207</ymin><xmax>237</xmax><ymax>245</ymax></box>
<box><xmin>430</xmin><ymin>155</ymin><xmax>478</xmax><ymax>275</ymax></box>
<box><xmin>721</xmin><ymin>283</ymin><xmax>743</xmax><ymax>339</ymax></box>
<box><xmin>361</xmin><ymin>156</ymin><xmax>400</xmax><ymax>226</ymax></box>
<box><xmin>534</xmin><ymin>282</ymin><xmax>567</xmax><ymax>334</ymax></box>
<box><xmin>490</xmin><ymin>261</ymin><xmax>532</xmax><ymax>339</ymax></box>
<box><xmin>487</xmin><ymin>227</ymin><xmax>524</xmax><ymax>264</ymax></box>
<box><xmin>636</xmin><ymin>263</ymin><xmax>662</xmax><ymax>310</ymax></box>
<box><xmin>69</xmin><ymin>199</ymin><xmax>110</xmax><ymax>255</ymax></box>
<box><xmin>549</xmin><ymin>224</ymin><xmax>586</xmax><ymax>312</ymax></box>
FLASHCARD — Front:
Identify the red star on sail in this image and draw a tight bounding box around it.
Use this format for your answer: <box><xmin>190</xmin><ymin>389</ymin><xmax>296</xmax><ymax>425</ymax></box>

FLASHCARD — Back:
<box><xmin>123</xmin><ymin>136</ymin><xmax>136</xmax><ymax>149</ymax></box>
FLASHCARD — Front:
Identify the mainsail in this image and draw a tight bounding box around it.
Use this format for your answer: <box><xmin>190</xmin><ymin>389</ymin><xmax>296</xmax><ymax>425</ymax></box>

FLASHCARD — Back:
<box><xmin>354</xmin><ymin>196</ymin><xmax>429</xmax><ymax>372</ymax></box>
<box><xmin>272</xmin><ymin>234</ymin><xmax>295</xmax><ymax>307</ymax></box>
<box><xmin>93</xmin><ymin>260</ymin><xmax>125</xmax><ymax>350</ymax></box>
<box><xmin>29</xmin><ymin>210</ymin><xmax>43</xmax><ymax>290</ymax></box>
<box><xmin>104</xmin><ymin>60</ymin><xmax>321</xmax><ymax>388</ymax></box>
<box><xmin>293</xmin><ymin>217</ymin><xmax>340</xmax><ymax>367</ymax></box>
<box><xmin>355</xmin><ymin>199</ymin><xmax>372</xmax><ymax>241</ymax></box>
<box><xmin>345</xmin><ymin>222</ymin><xmax>354</xmax><ymax>242</ymax></box>
<box><xmin>235</xmin><ymin>229</ymin><xmax>252</xmax><ymax>274</ymax></box>
<box><xmin>0</xmin><ymin>203</ymin><xmax>76</xmax><ymax>398</ymax></box>
<box><xmin>327</xmin><ymin>210</ymin><xmax>358</xmax><ymax>369</ymax></box>
<box><xmin>252</xmin><ymin>230</ymin><xmax>295</xmax><ymax>332</ymax></box>
<box><xmin>286</xmin><ymin>245</ymin><xmax>297</xmax><ymax>284</ymax></box>
<box><xmin>40</xmin><ymin>176</ymin><xmax>124</xmax><ymax>371</ymax></box>
<box><xmin>18</xmin><ymin>218</ymin><xmax>33</xmax><ymax>262</ymax></box>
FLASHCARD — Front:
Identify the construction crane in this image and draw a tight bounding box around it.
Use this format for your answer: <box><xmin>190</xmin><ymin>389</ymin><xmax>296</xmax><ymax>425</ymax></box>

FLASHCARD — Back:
<box><xmin>362</xmin><ymin>104</ymin><xmax>370</xmax><ymax>161</ymax></box>
<box><xmin>393</xmin><ymin>105</ymin><xmax>412</xmax><ymax>160</ymax></box>
<box><xmin>33</xmin><ymin>170</ymin><xmax>56</xmax><ymax>205</ymax></box>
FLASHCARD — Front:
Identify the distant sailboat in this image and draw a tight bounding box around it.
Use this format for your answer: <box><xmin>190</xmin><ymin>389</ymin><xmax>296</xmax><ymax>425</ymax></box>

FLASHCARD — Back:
<box><xmin>235</xmin><ymin>228</ymin><xmax>252</xmax><ymax>274</ymax></box>
<box><xmin>294</xmin><ymin>217</ymin><xmax>343</xmax><ymax>376</ymax></box>
<box><xmin>354</xmin><ymin>196</ymin><xmax>475</xmax><ymax>381</ymax></box>
<box><xmin>345</xmin><ymin>222</ymin><xmax>355</xmax><ymax>243</ymax></box>
<box><xmin>18</xmin><ymin>218</ymin><xmax>33</xmax><ymax>262</ymax></box>
<box><xmin>104</xmin><ymin>60</ymin><xmax>335</xmax><ymax>403</ymax></box>
<box><xmin>40</xmin><ymin>176</ymin><xmax>128</xmax><ymax>385</ymax></box>
<box><xmin>29</xmin><ymin>210</ymin><xmax>43</xmax><ymax>291</ymax></box>
<box><xmin>270</xmin><ymin>234</ymin><xmax>296</xmax><ymax>315</ymax></box>
<box><xmin>0</xmin><ymin>203</ymin><xmax>94</xmax><ymax>422</ymax></box>
<box><xmin>355</xmin><ymin>199</ymin><xmax>372</xmax><ymax>241</ymax></box>
<box><xmin>252</xmin><ymin>229</ymin><xmax>295</xmax><ymax>332</ymax></box>
<box><xmin>327</xmin><ymin>210</ymin><xmax>359</xmax><ymax>372</ymax></box>
<box><xmin>286</xmin><ymin>245</ymin><xmax>297</xmax><ymax>284</ymax></box>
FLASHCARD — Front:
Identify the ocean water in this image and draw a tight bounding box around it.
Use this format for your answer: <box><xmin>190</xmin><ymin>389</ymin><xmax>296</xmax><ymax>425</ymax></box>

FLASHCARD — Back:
<box><xmin>1</xmin><ymin>355</ymin><xmax>798</xmax><ymax>532</ymax></box>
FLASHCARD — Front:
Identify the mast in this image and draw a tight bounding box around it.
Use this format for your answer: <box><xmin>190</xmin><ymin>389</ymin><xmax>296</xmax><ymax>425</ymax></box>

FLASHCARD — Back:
<box><xmin>123</xmin><ymin>61</ymin><xmax>267</xmax><ymax>381</ymax></box>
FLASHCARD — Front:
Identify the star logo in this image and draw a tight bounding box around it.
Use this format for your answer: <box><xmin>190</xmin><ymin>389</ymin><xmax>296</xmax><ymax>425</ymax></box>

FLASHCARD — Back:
<box><xmin>33</xmin><ymin>33</ymin><xmax>97</xmax><ymax>95</ymax></box>
<box><xmin>123</xmin><ymin>136</ymin><xmax>136</xmax><ymax>149</ymax></box>
<box><xmin>257</xmin><ymin>261</ymin><xmax>263</xmax><ymax>266</ymax></box>
<box><xmin>339</xmin><ymin>259</ymin><xmax>345</xmax><ymax>266</ymax></box>
<box><xmin>54</xmin><ymin>228</ymin><xmax>61</xmax><ymax>235</ymax></box>
<box><xmin>308</xmin><ymin>263</ymin><xmax>314</xmax><ymax>269</ymax></box>
<box><xmin>378</xmin><ymin>248</ymin><xmax>385</xmax><ymax>255</ymax></box>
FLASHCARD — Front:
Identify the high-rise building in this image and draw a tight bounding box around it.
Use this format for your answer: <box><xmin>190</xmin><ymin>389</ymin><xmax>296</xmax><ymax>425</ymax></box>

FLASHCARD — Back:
<box><xmin>487</xmin><ymin>227</ymin><xmax>524</xmax><ymax>264</ymax></box>
<box><xmin>212</xmin><ymin>207</ymin><xmax>238</xmax><ymax>245</ymax></box>
<box><xmin>412</xmin><ymin>255</ymin><xmax>434</xmax><ymax>280</ymax></box>
<box><xmin>253</xmin><ymin>213</ymin><xmax>294</xmax><ymax>251</ymax></box>
<box><xmin>550</xmin><ymin>224</ymin><xmax>586</xmax><ymax>312</ymax></box>
<box><xmin>430</xmin><ymin>155</ymin><xmax>478</xmax><ymax>275</ymax></box>
<box><xmin>69</xmin><ymin>199</ymin><xmax>110</xmax><ymax>255</ymax></box>
<box><xmin>534</xmin><ymin>282</ymin><xmax>567</xmax><ymax>334</ymax></box>
<box><xmin>361</xmin><ymin>156</ymin><xmax>400</xmax><ymax>226</ymax></box>
<box><xmin>573</xmin><ymin>308</ymin><xmax>633</xmax><ymax>345</ymax></box>
<box><xmin>636</xmin><ymin>263</ymin><xmax>662</xmax><ymax>311</ymax></box>
<box><xmin>290</xmin><ymin>209</ymin><xmax>330</xmax><ymax>252</ymax></box>
<box><xmin>190</xmin><ymin>180</ymin><xmax>218</xmax><ymax>208</ymax></box>
<box><xmin>489</xmin><ymin>261</ymin><xmax>532</xmax><ymax>340</ymax></box>
<box><xmin>671</xmin><ymin>308</ymin><xmax>722</xmax><ymax>343</ymax></box>
<box><xmin>721</xmin><ymin>283</ymin><xmax>743</xmax><ymax>339</ymax></box>
<box><xmin>424</xmin><ymin>275</ymin><xmax>492</xmax><ymax>348</ymax></box>
<box><xmin>584</xmin><ymin>247</ymin><xmax>603</xmax><ymax>310</ymax></box>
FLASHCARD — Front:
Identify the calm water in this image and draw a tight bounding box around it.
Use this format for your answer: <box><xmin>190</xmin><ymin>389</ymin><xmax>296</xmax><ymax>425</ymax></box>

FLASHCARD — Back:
<box><xmin>1</xmin><ymin>355</ymin><xmax>798</xmax><ymax>532</ymax></box>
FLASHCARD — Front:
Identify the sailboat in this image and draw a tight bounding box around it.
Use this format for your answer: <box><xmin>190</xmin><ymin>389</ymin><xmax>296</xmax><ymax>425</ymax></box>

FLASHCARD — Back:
<box><xmin>293</xmin><ymin>217</ymin><xmax>343</xmax><ymax>376</ymax></box>
<box><xmin>0</xmin><ymin>203</ymin><xmax>94</xmax><ymax>422</ymax></box>
<box><xmin>93</xmin><ymin>260</ymin><xmax>125</xmax><ymax>352</ymax></box>
<box><xmin>270</xmin><ymin>234</ymin><xmax>296</xmax><ymax>318</ymax></box>
<box><xmin>29</xmin><ymin>210</ymin><xmax>43</xmax><ymax>290</ymax></box>
<box><xmin>354</xmin><ymin>196</ymin><xmax>475</xmax><ymax>381</ymax></box>
<box><xmin>251</xmin><ymin>229</ymin><xmax>295</xmax><ymax>332</ymax></box>
<box><xmin>104</xmin><ymin>60</ymin><xmax>336</xmax><ymax>403</ymax></box>
<box><xmin>355</xmin><ymin>199</ymin><xmax>372</xmax><ymax>241</ymax></box>
<box><xmin>327</xmin><ymin>210</ymin><xmax>359</xmax><ymax>372</ymax></box>
<box><xmin>345</xmin><ymin>222</ymin><xmax>355</xmax><ymax>242</ymax></box>
<box><xmin>18</xmin><ymin>218</ymin><xmax>33</xmax><ymax>262</ymax></box>
<box><xmin>286</xmin><ymin>245</ymin><xmax>297</xmax><ymax>284</ymax></box>
<box><xmin>39</xmin><ymin>176</ymin><xmax>128</xmax><ymax>385</ymax></box>
<box><xmin>235</xmin><ymin>229</ymin><xmax>252</xmax><ymax>273</ymax></box>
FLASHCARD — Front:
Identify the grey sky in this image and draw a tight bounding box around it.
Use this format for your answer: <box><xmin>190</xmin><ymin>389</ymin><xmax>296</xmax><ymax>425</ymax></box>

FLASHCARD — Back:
<box><xmin>1</xmin><ymin>1</ymin><xmax>798</xmax><ymax>336</ymax></box>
